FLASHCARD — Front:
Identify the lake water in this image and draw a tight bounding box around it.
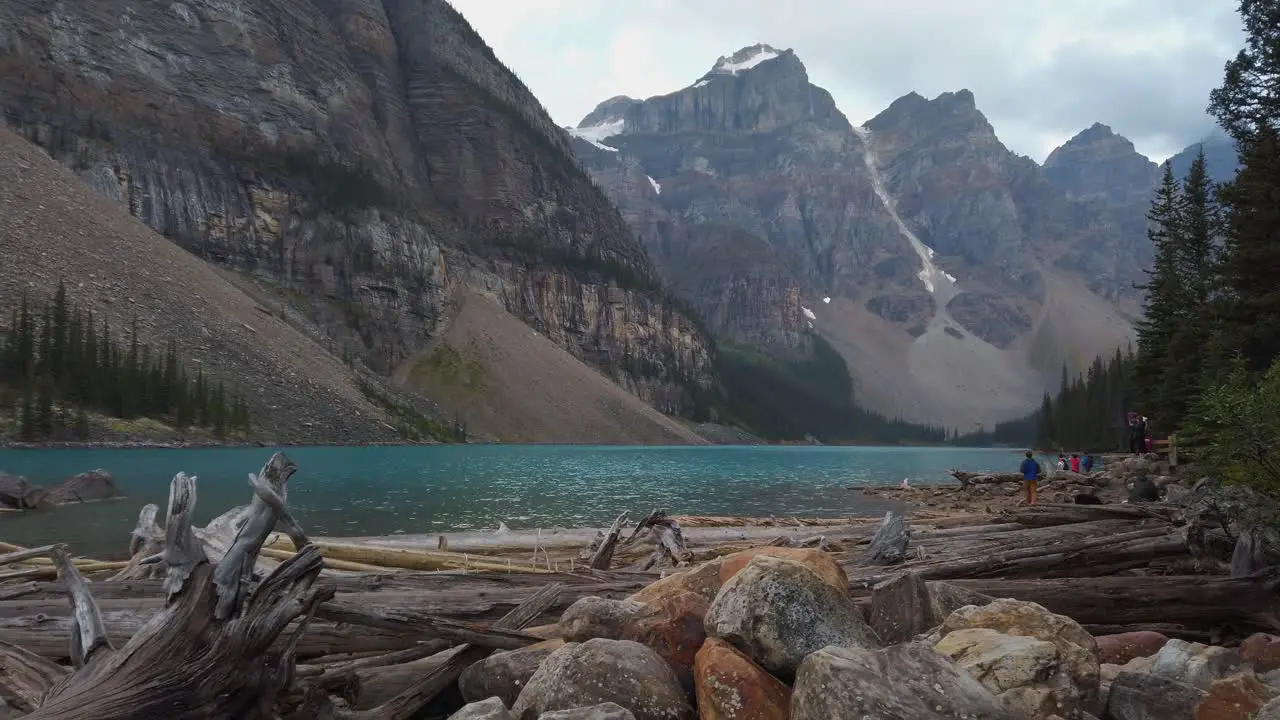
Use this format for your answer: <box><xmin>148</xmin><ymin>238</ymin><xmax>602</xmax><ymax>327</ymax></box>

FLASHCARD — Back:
<box><xmin>0</xmin><ymin>445</ymin><xmax>1022</xmax><ymax>554</ymax></box>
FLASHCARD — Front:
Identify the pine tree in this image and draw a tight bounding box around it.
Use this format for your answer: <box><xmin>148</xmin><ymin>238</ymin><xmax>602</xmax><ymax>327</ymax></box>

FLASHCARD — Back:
<box><xmin>1216</xmin><ymin>124</ymin><xmax>1280</xmax><ymax>371</ymax></box>
<box><xmin>1208</xmin><ymin>0</ymin><xmax>1280</xmax><ymax>152</ymax></box>
<box><xmin>1133</xmin><ymin>163</ymin><xmax>1185</xmax><ymax>424</ymax></box>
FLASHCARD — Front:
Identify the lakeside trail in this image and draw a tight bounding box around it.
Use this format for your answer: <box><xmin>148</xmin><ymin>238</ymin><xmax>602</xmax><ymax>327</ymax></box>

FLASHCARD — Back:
<box><xmin>1</xmin><ymin>452</ymin><xmax>1277</xmax><ymax>718</ymax></box>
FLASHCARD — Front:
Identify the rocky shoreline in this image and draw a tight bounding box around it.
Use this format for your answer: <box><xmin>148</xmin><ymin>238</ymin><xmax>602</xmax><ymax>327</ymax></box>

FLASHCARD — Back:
<box><xmin>0</xmin><ymin>451</ymin><xmax>1275</xmax><ymax>719</ymax></box>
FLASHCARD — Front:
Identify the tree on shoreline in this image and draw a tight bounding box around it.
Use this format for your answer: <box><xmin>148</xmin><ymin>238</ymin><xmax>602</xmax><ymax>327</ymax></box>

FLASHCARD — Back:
<box><xmin>0</xmin><ymin>282</ymin><xmax>250</xmax><ymax>441</ymax></box>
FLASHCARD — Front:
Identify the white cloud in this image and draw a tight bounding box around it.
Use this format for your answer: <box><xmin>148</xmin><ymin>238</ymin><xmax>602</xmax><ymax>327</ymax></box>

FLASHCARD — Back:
<box><xmin>449</xmin><ymin>0</ymin><xmax>1243</xmax><ymax>161</ymax></box>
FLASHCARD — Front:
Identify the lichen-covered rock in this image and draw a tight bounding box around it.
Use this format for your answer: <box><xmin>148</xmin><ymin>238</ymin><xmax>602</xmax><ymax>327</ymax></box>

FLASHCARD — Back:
<box><xmin>42</xmin><ymin>470</ymin><xmax>123</xmax><ymax>505</ymax></box>
<box><xmin>1193</xmin><ymin>672</ymin><xmax>1273</xmax><ymax>720</ymax></box>
<box><xmin>693</xmin><ymin>638</ymin><xmax>790</xmax><ymax>720</ymax></box>
<box><xmin>511</xmin><ymin>639</ymin><xmax>692</xmax><ymax>720</ymax></box>
<box><xmin>869</xmin><ymin>573</ymin><xmax>993</xmax><ymax>644</ymax></box>
<box><xmin>1243</xmin><ymin>634</ymin><xmax>1280</xmax><ymax>673</ymax></box>
<box><xmin>1149</xmin><ymin>640</ymin><xmax>1243</xmax><ymax>690</ymax></box>
<box><xmin>934</xmin><ymin>598</ymin><xmax>1100</xmax><ymax>717</ymax></box>
<box><xmin>704</xmin><ymin>555</ymin><xmax>879</xmax><ymax>680</ymax></box>
<box><xmin>1258</xmin><ymin>695</ymin><xmax>1280</xmax><ymax>720</ymax></box>
<box><xmin>791</xmin><ymin>642</ymin><xmax>1010</xmax><ymax>719</ymax></box>
<box><xmin>716</xmin><ymin>547</ymin><xmax>849</xmax><ymax>594</ymax></box>
<box><xmin>935</xmin><ymin>628</ymin><xmax>1064</xmax><ymax>718</ymax></box>
<box><xmin>559</xmin><ymin>597</ymin><xmax>646</xmax><ymax>643</ymax></box>
<box><xmin>628</xmin><ymin>561</ymin><xmax>725</xmax><ymax>606</ymax></box>
<box><xmin>459</xmin><ymin>646</ymin><xmax>557</xmax><ymax>707</ymax></box>
<box><xmin>450</xmin><ymin>697</ymin><xmax>515</xmax><ymax>720</ymax></box>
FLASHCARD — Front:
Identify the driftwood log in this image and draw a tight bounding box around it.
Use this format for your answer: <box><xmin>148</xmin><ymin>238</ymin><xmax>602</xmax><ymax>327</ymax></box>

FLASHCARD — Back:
<box><xmin>17</xmin><ymin>454</ymin><xmax>332</xmax><ymax>719</ymax></box>
<box><xmin>623</xmin><ymin>510</ymin><xmax>691</xmax><ymax>570</ymax></box>
<box><xmin>949</xmin><ymin>469</ymin><xmax>1109</xmax><ymax>489</ymax></box>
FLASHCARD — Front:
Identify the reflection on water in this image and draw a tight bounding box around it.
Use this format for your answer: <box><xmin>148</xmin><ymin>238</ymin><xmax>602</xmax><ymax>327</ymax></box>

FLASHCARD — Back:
<box><xmin>0</xmin><ymin>445</ymin><xmax>1020</xmax><ymax>554</ymax></box>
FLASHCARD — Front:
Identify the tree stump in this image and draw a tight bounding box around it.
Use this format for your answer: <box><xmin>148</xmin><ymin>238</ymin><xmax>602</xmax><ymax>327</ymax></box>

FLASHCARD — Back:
<box><xmin>864</xmin><ymin>511</ymin><xmax>911</xmax><ymax>565</ymax></box>
<box><xmin>22</xmin><ymin>453</ymin><xmax>334</xmax><ymax>719</ymax></box>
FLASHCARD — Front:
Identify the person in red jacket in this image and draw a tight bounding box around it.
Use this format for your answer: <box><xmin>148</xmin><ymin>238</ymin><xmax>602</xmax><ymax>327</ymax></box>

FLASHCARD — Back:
<box><xmin>1070</xmin><ymin>453</ymin><xmax>1081</xmax><ymax>473</ymax></box>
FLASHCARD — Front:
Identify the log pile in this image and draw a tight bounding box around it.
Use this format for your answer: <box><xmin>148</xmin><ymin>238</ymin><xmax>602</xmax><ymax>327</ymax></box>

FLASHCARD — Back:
<box><xmin>0</xmin><ymin>453</ymin><xmax>1276</xmax><ymax>718</ymax></box>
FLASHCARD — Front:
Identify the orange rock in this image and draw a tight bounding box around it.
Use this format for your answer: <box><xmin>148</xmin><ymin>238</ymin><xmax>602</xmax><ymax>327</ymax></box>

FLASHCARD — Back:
<box><xmin>694</xmin><ymin>638</ymin><xmax>791</xmax><ymax>720</ymax></box>
<box><xmin>1242</xmin><ymin>633</ymin><xmax>1280</xmax><ymax>673</ymax></box>
<box><xmin>623</xmin><ymin>590</ymin><xmax>710</xmax><ymax>694</ymax></box>
<box><xmin>1095</xmin><ymin>631</ymin><xmax>1170</xmax><ymax>665</ymax></box>
<box><xmin>629</xmin><ymin>559</ymin><xmax>726</xmax><ymax>606</ymax></box>
<box><xmin>1195</xmin><ymin>672</ymin><xmax>1272</xmax><ymax>720</ymax></box>
<box><xmin>717</xmin><ymin>547</ymin><xmax>848</xmax><ymax>595</ymax></box>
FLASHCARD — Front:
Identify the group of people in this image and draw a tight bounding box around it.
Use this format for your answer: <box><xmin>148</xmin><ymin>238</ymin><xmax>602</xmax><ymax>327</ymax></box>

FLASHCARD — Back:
<box><xmin>1127</xmin><ymin>411</ymin><xmax>1152</xmax><ymax>454</ymax></box>
<box><xmin>1017</xmin><ymin>450</ymin><xmax>1097</xmax><ymax>505</ymax></box>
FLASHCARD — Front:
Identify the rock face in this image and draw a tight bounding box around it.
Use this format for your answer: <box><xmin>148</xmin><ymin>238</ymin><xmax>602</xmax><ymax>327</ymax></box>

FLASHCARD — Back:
<box><xmin>569</xmin><ymin>45</ymin><xmax>1137</xmax><ymax>429</ymax></box>
<box><xmin>0</xmin><ymin>0</ymin><xmax>714</xmax><ymax>431</ymax></box>
<box><xmin>511</xmin><ymin>639</ymin><xmax>692</xmax><ymax>720</ymax></box>
<box><xmin>1043</xmin><ymin>123</ymin><xmax>1162</xmax><ymax>206</ymax></box>
<box><xmin>703</xmin><ymin>555</ymin><xmax>878</xmax><ymax>680</ymax></box>
<box><xmin>791</xmin><ymin>642</ymin><xmax>1011</xmax><ymax>719</ymax></box>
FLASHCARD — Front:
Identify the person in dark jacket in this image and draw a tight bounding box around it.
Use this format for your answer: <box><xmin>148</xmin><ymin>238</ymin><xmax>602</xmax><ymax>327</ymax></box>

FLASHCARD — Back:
<box><xmin>1019</xmin><ymin>451</ymin><xmax>1041</xmax><ymax>505</ymax></box>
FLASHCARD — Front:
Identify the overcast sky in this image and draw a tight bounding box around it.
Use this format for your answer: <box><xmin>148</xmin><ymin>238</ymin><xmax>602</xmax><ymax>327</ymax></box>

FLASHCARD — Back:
<box><xmin>449</xmin><ymin>0</ymin><xmax>1244</xmax><ymax>162</ymax></box>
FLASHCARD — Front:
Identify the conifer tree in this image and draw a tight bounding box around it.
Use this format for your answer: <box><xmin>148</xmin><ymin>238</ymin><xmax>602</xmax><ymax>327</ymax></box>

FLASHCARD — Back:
<box><xmin>1208</xmin><ymin>0</ymin><xmax>1280</xmax><ymax>152</ymax></box>
<box><xmin>1133</xmin><ymin>163</ymin><xmax>1185</xmax><ymax>423</ymax></box>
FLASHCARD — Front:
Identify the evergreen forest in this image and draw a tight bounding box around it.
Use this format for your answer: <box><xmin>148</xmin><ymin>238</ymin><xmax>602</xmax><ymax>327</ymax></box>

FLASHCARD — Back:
<box><xmin>0</xmin><ymin>283</ymin><xmax>250</xmax><ymax>441</ymax></box>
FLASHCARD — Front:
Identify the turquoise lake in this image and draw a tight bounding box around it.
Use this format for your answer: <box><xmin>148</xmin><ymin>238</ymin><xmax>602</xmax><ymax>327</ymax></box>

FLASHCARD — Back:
<box><xmin>0</xmin><ymin>445</ymin><xmax>1023</xmax><ymax>554</ymax></box>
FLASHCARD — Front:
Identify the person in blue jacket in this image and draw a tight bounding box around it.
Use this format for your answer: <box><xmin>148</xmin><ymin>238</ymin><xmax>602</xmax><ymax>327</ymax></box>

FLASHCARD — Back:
<box><xmin>1019</xmin><ymin>450</ymin><xmax>1041</xmax><ymax>505</ymax></box>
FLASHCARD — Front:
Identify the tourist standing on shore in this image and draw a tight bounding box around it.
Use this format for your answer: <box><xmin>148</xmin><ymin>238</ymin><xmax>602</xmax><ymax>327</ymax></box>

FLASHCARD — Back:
<box><xmin>1020</xmin><ymin>451</ymin><xmax>1041</xmax><ymax>505</ymax></box>
<box><xmin>1127</xmin><ymin>412</ymin><xmax>1144</xmax><ymax>454</ymax></box>
<box><xmin>1070</xmin><ymin>453</ymin><xmax>1081</xmax><ymax>473</ymax></box>
<box><xmin>1083</xmin><ymin>453</ymin><xmax>1095</xmax><ymax>473</ymax></box>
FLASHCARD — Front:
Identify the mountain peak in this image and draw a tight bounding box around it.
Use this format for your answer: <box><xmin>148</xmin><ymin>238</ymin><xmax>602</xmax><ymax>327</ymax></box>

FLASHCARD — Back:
<box><xmin>1046</xmin><ymin>123</ymin><xmax>1143</xmax><ymax>167</ymax></box>
<box><xmin>707</xmin><ymin>44</ymin><xmax>788</xmax><ymax>76</ymax></box>
<box><xmin>1043</xmin><ymin>123</ymin><xmax>1159</xmax><ymax>204</ymax></box>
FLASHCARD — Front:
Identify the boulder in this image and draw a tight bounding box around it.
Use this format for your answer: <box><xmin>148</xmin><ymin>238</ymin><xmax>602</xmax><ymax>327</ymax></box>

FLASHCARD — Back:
<box><xmin>538</xmin><ymin>704</ymin><xmax>636</xmax><ymax>720</ymax></box>
<box><xmin>693</xmin><ymin>638</ymin><xmax>790</xmax><ymax>720</ymax></box>
<box><xmin>620</xmin><ymin>590</ymin><xmax>708</xmax><ymax>695</ymax></box>
<box><xmin>1107</xmin><ymin>671</ymin><xmax>1205</xmax><ymax>720</ymax></box>
<box><xmin>559</xmin><ymin>598</ymin><xmax>646</xmax><ymax>643</ymax></box>
<box><xmin>716</xmin><ymin>547</ymin><xmax>848</xmax><ymax>594</ymax></box>
<box><xmin>460</xmin><ymin>646</ymin><xmax>558</xmax><ymax>707</ymax></box>
<box><xmin>1194</xmin><ymin>672</ymin><xmax>1273</xmax><ymax>719</ymax></box>
<box><xmin>0</xmin><ymin>472</ymin><xmax>46</xmax><ymax>510</ymax></box>
<box><xmin>1258</xmin><ymin>696</ymin><xmax>1280</xmax><ymax>720</ymax></box>
<box><xmin>450</xmin><ymin>697</ymin><xmax>515</xmax><ymax>720</ymax></box>
<box><xmin>629</xmin><ymin>562</ymin><xmax>724</xmax><ymax>606</ymax></box>
<box><xmin>1149</xmin><ymin>640</ymin><xmax>1243</xmax><ymax>690</ymax></box>
<box><xmin>933</xmin><ymin>598</ymin><xmax>1100</xmax><ymax>717</ymax></box>
<box><xmin>1095</xmin><ymin>632</ymin><xmax>1170</xmax><ymax>665</ymax></box>
<box><xmin>703</xmin><ymin>555</ymin><xmax>879</xmax><ymax>681</ymax></box>
<box><xmin>42</xmin><ymin>470</ymin><xmax>121</xmax><ymax>505</ymax></box>
<box><xmin>1243</xmin><ymin>634</ymin><xmax>1280</xmax><ymax>673</ymax></box>
<box><xmin>511</xmin><ymin>639</ymin><xmax>692</xmax><ymax>720</ymax></box>
<box><xmin>935</xmin><ymin>628</ymin><xmax>1066</xmax><ymax>718</ymax></box>
<box><xmin>791</xmin><ymin>642</ymin><xmax>1011</xmax><ymax>719</ymax></box>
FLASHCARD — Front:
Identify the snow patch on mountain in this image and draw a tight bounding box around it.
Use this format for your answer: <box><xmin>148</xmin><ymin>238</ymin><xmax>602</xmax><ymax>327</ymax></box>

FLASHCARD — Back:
<box><xmin>709</xmin><ymin>45</ymin><xmax>781</xmax><ymax>75</ymax></box>
<box><xmin>648</xmin><ymin>176</ymin><xmax>661</xmax><ymax>194</ymax></box>
<box><xmin>567</xmin><ymin>119</ymin><xmax>625</xmax><ymax>152</ymax></box>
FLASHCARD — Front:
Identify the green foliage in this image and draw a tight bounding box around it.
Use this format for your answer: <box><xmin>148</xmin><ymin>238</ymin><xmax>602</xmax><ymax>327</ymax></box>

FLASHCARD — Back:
<box><xmin>1208</xmin><ymin>0</ymin><xmax>1280</xmax><ymax>152</ymax></box>
<box><xmin>0</xmin><ymin>282</ymin><xmax>250</xmax><ymax>441</ymax></box>
<box><xmin>1183</xmin><ymin>357</ymin><xmax>1280</xmax><ymax>503</ymax></box>
<box><xmin>1037</xmin><ymin>350</ymin><xmax>1138</xmax><ymax>451</ymax></box>
<box><xmin>704</xmin><ymin>336</ymin><xmax>947</xmax><ymax>444</ymax></box>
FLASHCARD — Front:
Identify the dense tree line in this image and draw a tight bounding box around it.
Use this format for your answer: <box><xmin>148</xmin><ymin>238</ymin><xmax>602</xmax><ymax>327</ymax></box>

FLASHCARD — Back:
<box><xmin>0</xmin><ymin>283</ymin><xmax>250</xmax><ymax>441</ymax></box>
<box><xmin>708</xmin><ymin>336</ymin><xmax>948</xmax><ymax>444</ymax></box>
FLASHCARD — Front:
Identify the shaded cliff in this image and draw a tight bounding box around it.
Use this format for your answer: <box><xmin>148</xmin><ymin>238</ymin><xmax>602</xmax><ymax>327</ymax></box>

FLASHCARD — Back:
<box><xmin>0</xmin><ymin>0</ymin><xmax>714</xmax><ymax>430</ymax></box>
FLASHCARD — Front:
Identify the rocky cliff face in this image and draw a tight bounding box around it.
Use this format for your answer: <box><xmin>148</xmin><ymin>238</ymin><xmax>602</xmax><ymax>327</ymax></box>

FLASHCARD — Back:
<box><xmin>0</xmin><ymin>0</ymin><xmax>712</xmax><ymax>415</ymax></box>
<box><xmin>568</xmin><ymin>45</ymin><xmax>1139</xmax><ymax>429</ymax></box>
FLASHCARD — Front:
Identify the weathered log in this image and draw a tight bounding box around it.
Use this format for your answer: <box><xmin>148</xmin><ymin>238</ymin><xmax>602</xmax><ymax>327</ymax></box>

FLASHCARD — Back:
<box><xmin>586</xmin><ymin>512</ymin><xmax>629</xmax><ymax>570</ymax></box>
<box><xmin>0</xmin><ymin>641</ymin><xmax>66</xmax><ymax>710</ymax></box>
<box><xmin>343</xmin><ymin>582</ymin><xmax>563</xmax><ymax>719</ymax></box>
<box><xmin>315</xmin><ymin>602</ymin><xmax>543</xmax><ymax>651</ymax></box>
<box><xmin>940</xmin><ymin>575</ymin><xmax>1280</xmax><ymax>637</ymax></box>
<box><xmin>1008</xmin><ymin>502</ymin><xmax>1180</xmax><ymax>526</ymax></box>
<box><xmin>108</xmin><ymin>505</ymin><xmax>164</xmax><ymax>582</ymax></box>
<box><xmin>23</xmin><ymin>453</ymin><xmax>333</xmax><ymax>719</ymax></box>
<box><xmin>863</xmin><ymin>511</ymin><xmax>911</xmax><ymax>565</ymax></box>
<box><xmin>624</xmin><ymin>510</ymin><xmax>691</xmax><ymax>570</ymax></box>
<box><xmin>950</xmin><ymin>470</ymin><xmax>1024</xmax><ymax>488</ymax></box>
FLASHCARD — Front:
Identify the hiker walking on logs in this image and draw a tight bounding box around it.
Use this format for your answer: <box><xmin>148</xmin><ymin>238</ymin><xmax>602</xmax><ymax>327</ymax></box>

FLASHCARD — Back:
<box><xmin>1019</xmin><ymin>450</ymin><xmax>1042</xmax><ymax>505</ymax></box>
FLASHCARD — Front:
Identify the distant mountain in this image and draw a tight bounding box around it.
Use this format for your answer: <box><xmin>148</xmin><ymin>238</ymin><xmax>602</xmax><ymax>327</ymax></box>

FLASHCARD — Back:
<box><xmin>1043</xmin><ymin>123</ymin><xmax>1161</xmax><ymax>205</ymax></box>
<box><xmin>567</xmin><ymin>45</ymin><xmax>1136</xmax><ymax>431</ymax></box>
<box><xmin>1167</xmin><ymin>130</ymin><xmax>1240</xmax><ymax>185</ymax></box>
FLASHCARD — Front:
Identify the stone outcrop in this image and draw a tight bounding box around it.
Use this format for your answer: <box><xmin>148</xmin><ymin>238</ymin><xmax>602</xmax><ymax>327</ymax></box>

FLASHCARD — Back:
<box><xmin>0</xmin><ymin>0</ymin><xmax>714</xmax><ymax>431</ymax></box>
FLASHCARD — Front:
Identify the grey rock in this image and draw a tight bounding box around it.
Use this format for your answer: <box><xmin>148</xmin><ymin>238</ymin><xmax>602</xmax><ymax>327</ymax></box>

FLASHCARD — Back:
<box><xmin>1258</xmin><ymin>695</ymin><xmax>1280</xmax><ymax>720</ymax></box>
<box><xmin>864</xmin><ymin>510</ymin><xmax>911</xmax><ymax>565</ymax></box>
<box><xmin>538</xmin><ymin>703</ymin><xmax>636</xmax><ymax>719</ymax></box>
<box><xmin>1105</xmin><ymin>670</ymin><xmax>1204</xmax><ymax>720</ymax></box>
<box><xmin>1148</xmin><ymin>638</ymin><xmax>1243</xmax><ymax>690</ymax></box>
<box><xmin>511</xmin><ymin>639</ymin><xmax>691</xmax><ymax>720</ymax></box>
<box><xmin>559</xmin><ymin>597</ymin><xmax>646</xmax><ymax>643</ymax></box>
<box><xmin>43</xmin><ymin>470</ymin><xmax>123</xmax><ymax>505</ymax></box>
<box><xmin>704</xmin><ymin>555</ymin><xmax>879</xmax><ymax>680</ymax></box>
<box><xmin>791</xmin><ymin>642</ymin><xmax>1011</xmax><ymax>719</ymax></box>
<box><xmin>460</xmin><ymin>646</ymin><xmax>557</xmax><ymax>707</ymax></box>
<box><xmin>871</xmin><ymin>573</ymin><xmax>992</xmax><ymax>644</ymax></box>
<box><xmin>450</xmin><ymin>697</ymin><xmax>515</xmax><ymax>720</ymax></box>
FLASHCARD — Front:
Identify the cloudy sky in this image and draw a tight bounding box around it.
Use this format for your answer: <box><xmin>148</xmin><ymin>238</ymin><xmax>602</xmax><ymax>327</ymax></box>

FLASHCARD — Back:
<box><xmin>449</xmin><ymin>0</ymin><xmax>1244</xmax><ymax>162</ymax></box>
